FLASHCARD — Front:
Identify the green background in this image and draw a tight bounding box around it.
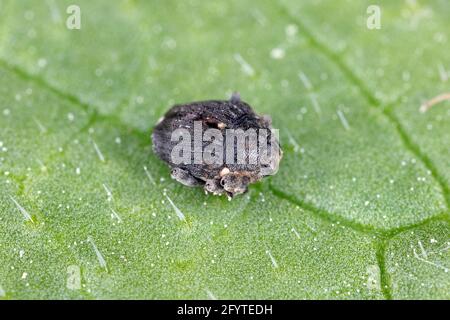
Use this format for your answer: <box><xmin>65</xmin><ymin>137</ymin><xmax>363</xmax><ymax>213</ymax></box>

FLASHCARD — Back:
<box><xmin>0</xmin><ymin>0</ymin><xmax>449</xmax><ymax>299</ymax></box>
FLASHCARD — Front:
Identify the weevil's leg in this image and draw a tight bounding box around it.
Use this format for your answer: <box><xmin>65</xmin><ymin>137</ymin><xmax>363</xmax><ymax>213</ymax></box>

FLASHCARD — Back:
<box><xmin>170</xmin><ymin>168</ymin><xmax>203</xmax><ymax>187</ymax></box>
<box><xmin>230</xmin><ymin>92</ymin><xmax>241</xmax><ymax>103</ymax></box>
<box><xmin>204</xmin><ymin>179</ymin><xmax>224</xmax><ymax>195</ymax></box>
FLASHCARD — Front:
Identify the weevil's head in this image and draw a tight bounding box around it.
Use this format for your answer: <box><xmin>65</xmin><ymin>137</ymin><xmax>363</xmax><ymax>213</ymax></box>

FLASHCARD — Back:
<box><xmin>220</xmin><ymin>172</ymin><xmax>251</xmax><ymax>196</ymax></box>
<box><xmin>204</xmin><ymin>179</ymin><xmax>224</xmax><ymax>195</ymax></box>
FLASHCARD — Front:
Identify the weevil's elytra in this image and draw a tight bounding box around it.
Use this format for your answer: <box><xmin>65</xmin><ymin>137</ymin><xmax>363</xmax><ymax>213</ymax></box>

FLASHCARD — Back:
<box><xmin>152</xmin><ymin>93</ymin><xmax>282</xmax><ymax>198</ymax></box>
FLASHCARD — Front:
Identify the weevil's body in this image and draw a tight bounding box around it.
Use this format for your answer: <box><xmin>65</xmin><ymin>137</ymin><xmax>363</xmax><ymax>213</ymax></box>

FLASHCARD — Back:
<box><xmin>152</xmin><ymin>93</ymin><xmax>282</xmax><ymax>198</ymax></box>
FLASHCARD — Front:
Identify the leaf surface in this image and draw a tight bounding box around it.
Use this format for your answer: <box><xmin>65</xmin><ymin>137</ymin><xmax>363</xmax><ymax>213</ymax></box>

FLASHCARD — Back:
<box><xmin>0</xmin><ymin>0</ymin><xmax>448</xmax><ymax>299</ymax></box>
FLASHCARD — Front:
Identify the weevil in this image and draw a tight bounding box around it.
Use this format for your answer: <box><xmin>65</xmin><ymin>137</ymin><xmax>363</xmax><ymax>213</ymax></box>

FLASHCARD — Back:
<box><xmin>152</xmin><ymin>93</ymin><xmax>282</xmax><ymax>198</ymax></box>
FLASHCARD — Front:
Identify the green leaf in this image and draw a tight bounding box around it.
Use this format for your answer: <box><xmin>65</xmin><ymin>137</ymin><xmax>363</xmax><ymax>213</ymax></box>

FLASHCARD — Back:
<box><xmin>0</xmin><ymin>0</ymin><xmax>448</xmax><ymax>299</ymax></box>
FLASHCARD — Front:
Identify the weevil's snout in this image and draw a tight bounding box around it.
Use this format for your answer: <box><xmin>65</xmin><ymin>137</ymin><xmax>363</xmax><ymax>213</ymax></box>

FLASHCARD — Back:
<box><xmin>220</xmin><ymin>173</ymin><xmax>250</xmax><ymax>196</ymax></box>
